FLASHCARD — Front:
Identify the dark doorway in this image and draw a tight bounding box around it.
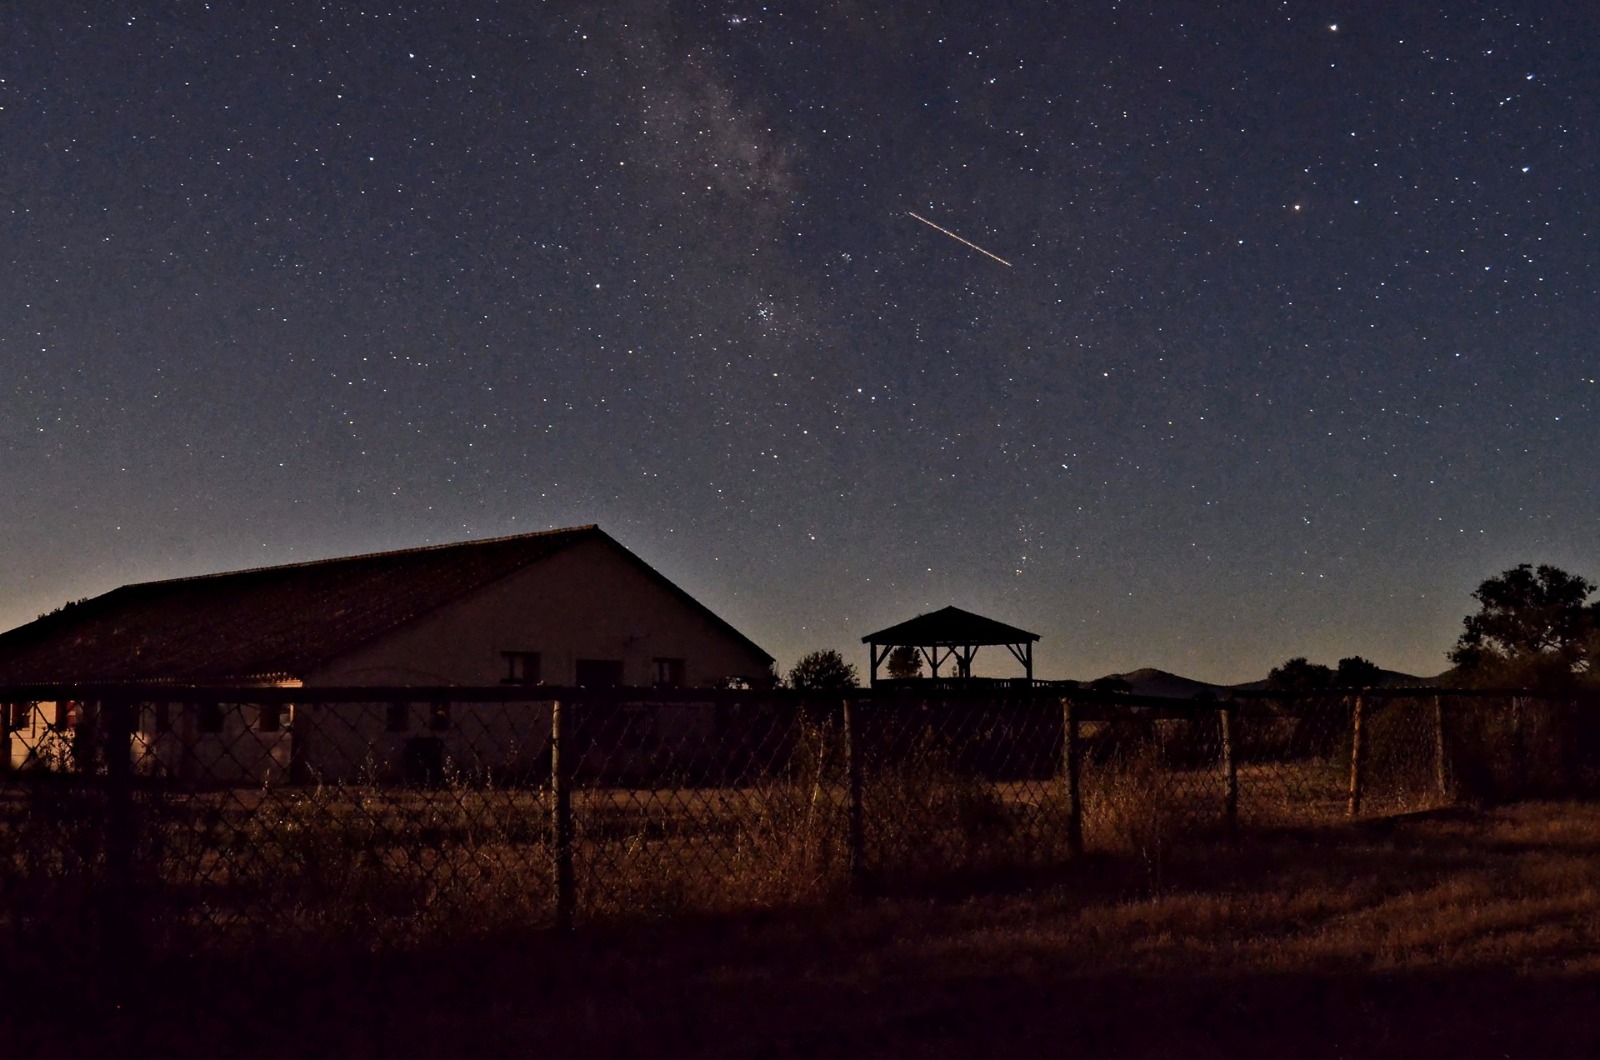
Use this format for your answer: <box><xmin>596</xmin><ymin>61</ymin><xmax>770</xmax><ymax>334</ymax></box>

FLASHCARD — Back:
<box><xmin>404</xmin><ymin>736</ymin><xmax>445</xmax><ymax>785</ymax></box>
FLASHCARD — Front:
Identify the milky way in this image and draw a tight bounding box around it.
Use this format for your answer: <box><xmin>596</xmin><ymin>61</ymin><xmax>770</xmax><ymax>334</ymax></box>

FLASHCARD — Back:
<box><xmin>2</xmin><ymin>2</ymin><xmax>1596</xmax><ymax>682</ymax></box>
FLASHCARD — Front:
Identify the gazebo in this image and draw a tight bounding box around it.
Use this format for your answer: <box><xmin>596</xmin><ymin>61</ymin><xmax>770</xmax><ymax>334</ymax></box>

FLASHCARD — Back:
<box><xmin>861</xmin><ymin>606</ymin><xmax>1040</xmax><ymax>686</ymax></box>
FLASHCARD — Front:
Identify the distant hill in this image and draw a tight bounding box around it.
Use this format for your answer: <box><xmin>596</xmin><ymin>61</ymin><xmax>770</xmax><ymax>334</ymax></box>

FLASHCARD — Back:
<box><xmin>1094</xmin><ymin>665</ymin><xmax>1443</xmax><ymax>696</ymax></box>
<box><xmin>1095</xmin><ymin>668</ymin><xmax>1227</xmax><ymax>698</ymax></box>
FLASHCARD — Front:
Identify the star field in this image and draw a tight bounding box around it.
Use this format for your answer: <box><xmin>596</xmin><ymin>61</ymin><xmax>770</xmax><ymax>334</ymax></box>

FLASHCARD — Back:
<box><xmin>2</xmin><ymin>2</ymin><xmax>1596</xmax><ymax>682</ymax></box>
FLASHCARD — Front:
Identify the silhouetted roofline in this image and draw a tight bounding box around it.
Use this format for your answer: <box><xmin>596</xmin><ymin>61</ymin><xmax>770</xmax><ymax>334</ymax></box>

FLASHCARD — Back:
<box><xmin>586</xmin><ymin>528</ymin><xmax>774</xmax><ymax>666</ymax></box>
<box><xmin>119</xmin><ymin>525</ymin><xmax>604</xmax><ymax>590</ymax></box>
<box><xmin>0</xmin><ymin>525</ymin><xmax>771</xmax><ymax>682</ymax></box>
<box><xmin>862</xmin><ymin>606</ymin><xmax>1040</xmax><ymax>646</ymax></box>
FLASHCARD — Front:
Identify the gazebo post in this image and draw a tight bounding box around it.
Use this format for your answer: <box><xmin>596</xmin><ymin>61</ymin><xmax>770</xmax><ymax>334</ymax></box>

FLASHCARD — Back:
<box><xmin>956</xmin><ymin>645</ymin><xmax>977</xmax><ymax>678</ymax></box>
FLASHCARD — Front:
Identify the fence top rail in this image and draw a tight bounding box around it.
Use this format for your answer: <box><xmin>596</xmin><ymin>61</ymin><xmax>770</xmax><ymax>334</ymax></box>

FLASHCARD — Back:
<box><xmin>1</xmin><ymin>681</ymin><xmax>1590</xmax><ymax>710</ymax></box>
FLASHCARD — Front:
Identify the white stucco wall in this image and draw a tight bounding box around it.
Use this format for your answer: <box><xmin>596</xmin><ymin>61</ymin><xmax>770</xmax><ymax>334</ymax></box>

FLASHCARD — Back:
<box><xmin>287</xmin><ymin>537</ymin><xmax>772</xmax><ymax>783</ymax></box>
<box><xmin>306</xmin><ymin>535</ymin><xmax>771</xmax><ymax>687</ymax></box>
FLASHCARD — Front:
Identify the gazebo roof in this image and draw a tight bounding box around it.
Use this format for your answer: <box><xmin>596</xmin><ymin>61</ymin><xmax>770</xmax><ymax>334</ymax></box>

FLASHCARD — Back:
<box><xmin>861</xmin><ymin>606</ymin><xmax>1040</xmax><ymax>647</ymax></box>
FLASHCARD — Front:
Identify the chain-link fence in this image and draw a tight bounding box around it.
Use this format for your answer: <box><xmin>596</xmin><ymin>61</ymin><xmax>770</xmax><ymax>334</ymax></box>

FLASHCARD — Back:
<box><xmin>3</xmin><ymin>684</ymin><xmax>1597</xmax><ymax>980</ymax></box>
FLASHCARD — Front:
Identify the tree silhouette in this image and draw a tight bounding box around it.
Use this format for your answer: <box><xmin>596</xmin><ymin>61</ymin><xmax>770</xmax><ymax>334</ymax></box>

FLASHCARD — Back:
<box><xmin>1268</xmin><ymin>655</ymin><xmax>1381</xmax><ymax>690</ymax></box>
<box><xmin>885</xmin><ymin>645</ymin><xmax>922</xmax><ymax>680</ymax></box>
<box><xmin>786</xmin><ymin>649</ymin><xmax>860</xmax><ymax>691</ymax></box>
<box><xmin>1267</xmin><ymin>657</ymin><xmax>1334</xmax><ymax>691</ymax></box>
<box><xmin>1335</xmin><ymin>656</ymin><xmax>1384</xmax><ymax>688</ymax></box>
<box><xmin>1449</xmin><ymin>564</ymin><xmax>1598</xmax><ymax>687</ymax></box>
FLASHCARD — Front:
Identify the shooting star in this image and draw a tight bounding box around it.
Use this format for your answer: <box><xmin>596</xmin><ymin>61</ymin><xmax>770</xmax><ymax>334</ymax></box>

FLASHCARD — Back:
<box><xmin>906</xmin><ymin>211</ymin><xmax>1013</xmax><ymax>268</ymax></box>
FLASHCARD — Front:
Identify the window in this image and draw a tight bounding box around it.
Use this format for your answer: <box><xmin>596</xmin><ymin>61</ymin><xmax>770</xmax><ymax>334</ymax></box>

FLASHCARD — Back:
<box><xmin>55</xmin><ymin>701</ymin><xmax>79</xmax><ymax>731</ymax></box>
<box><xmin>428</xmin><ymin>702</ymin><xmax>452</xmax><ymax>732</ymax></box>
<box><xmin>258</xmin><ymin>704</ymin><xmax>284</xmax><ymax>733</ymax></box>
<box><xmin>197</xmin><ymin>702</ymin><xmax>225</xmax><ymax>734</ymax></box>
<box><xmin>501</xmin><ymin>651</ymin><xmax>542</xmax><ymax>685</ymax></box>
<box><xmin>575</xmin><ymin>659</ymin><xmax>624</xmax><ymax>689</ymax></box>
<box><xmin>7</xmin><ymin>702</ymin><xmax>31</xmax><ymax>730</ymax></box>
<box><xmin>386</xmin><ymin>702</ymin><xmax>411</xmax><ymax>733</ymax></box>
<box><xmin>653</xmin><ymin>658</ymin><xmax>686</xmax><ymax>688</ymax></box>
<box><xmin>151</xmin><ymin>702</ymin><xmax>172</xmax><ymax>734</ymax></box>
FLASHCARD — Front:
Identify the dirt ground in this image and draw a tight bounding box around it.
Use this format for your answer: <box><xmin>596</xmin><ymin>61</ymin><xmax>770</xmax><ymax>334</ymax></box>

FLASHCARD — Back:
<box><xmin>12</xmin><ymin>801</ymin><xmax>1600</xmax><ymax>1058</ymax></box>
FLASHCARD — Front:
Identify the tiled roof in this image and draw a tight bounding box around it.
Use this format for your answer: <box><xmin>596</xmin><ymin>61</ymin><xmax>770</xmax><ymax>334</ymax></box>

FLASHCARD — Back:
<box><xmin>0</xmin><ymin>526</ymin><xmax>769</xmax><ymax>683</ymax></box>
<box><xmin>861</xmin><ymin>606</ymin><xmax>1039</xmax><ymax>646</ymax></box>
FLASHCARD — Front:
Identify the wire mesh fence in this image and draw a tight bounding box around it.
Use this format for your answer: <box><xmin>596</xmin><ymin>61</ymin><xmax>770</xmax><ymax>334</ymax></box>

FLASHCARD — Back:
<box><xmin>2</xmin><ymin>683</ymin><xmax>1597</xmax><ymax>979</ymax></box>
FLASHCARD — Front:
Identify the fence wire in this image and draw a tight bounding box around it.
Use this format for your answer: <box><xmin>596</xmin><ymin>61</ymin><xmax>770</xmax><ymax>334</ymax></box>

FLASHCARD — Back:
<box><xmin>2</xmin><ymin>685</ymin><xmax>1597</xmax><ymax>976</ymax></box>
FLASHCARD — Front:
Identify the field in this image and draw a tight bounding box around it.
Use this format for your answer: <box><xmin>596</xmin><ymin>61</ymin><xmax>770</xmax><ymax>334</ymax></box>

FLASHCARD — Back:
<box><xmin>9</xmin><ymin>800</ymin><xmax>1600</xmax><ymax>1058</ymax></box>
<box><xmin>1</xmin><ymin>749</ymin><xmax>1390</xmax><ymax>960</ymax></box>
<box><xmin>6</xmin><ymin>689</ymin><xmax>1594</xmax><ymax>1056</ymax></box>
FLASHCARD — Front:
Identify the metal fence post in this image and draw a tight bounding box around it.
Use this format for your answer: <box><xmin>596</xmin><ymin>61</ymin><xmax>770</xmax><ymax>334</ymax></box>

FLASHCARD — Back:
<box><xmin>1219</xmin><ymin>703</ymin><xmax>1238</xmax><ymax>836</ymax></box>
<box><xmin>1062</xmin><ymin>696</ymin><xmax>1083</xmax><ymax>857</ymax></box>
<box><xmin>550</xmin><ymin>698</ymin><xmax>575</xmax><ymax>930</ymax></box>
<box><xmin>842</xmin><ymin>696</ymin><xmax>866</xmax><ymax>894</ymax></box>
<box><xmin>1347</xmin><ymin>694</ymin><xmax>1367</xmax><ymax>819</ymax></box>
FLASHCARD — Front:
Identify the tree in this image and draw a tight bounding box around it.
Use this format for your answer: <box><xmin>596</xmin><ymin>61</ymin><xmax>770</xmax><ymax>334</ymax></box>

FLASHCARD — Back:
<box><xmin>1335</xmin><ymin>656</ymin><xmax>1384</xmax><ymax>688</ymax></box>
<box><xmin>1268</xmin><ymin>655</ymin><xmax>1380</xmax><ymax>690</ymax></box>
<box><xmin>1268</xmin><ymin>656</ymin><xmax>1356</xmax><ymax>759</ymax></box>
<box><xmin>786</xmin><ymin>649</ymin><xmax>860</xmax><ymax>691</ymax></box>
<box><xmin>1267</xmin><ymin>657</ymin><xmax>1334</xmax><ymax>692</ymax></box>
<box><xmin>1449</xmin><ymin>564</ymin><xmax>1598</xmax><ymax>687</ymax></box>
<box><xmin>884</xmin><ymin>645</ymin><xmax>922</xmax><ymax>680</ymax></box>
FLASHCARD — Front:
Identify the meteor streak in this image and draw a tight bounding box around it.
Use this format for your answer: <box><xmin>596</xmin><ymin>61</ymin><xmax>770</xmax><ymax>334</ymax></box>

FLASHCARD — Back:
<box><xmin>906</xmin><ymin>211</ymin><xmax>1013</xmax><ymax>268</ymax></box>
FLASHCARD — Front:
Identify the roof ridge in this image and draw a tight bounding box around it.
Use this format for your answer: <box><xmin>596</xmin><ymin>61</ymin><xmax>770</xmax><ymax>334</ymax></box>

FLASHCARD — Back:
<box><xmin>0</xmin><ymin>525</ymin><xmax>775</xmax><ymax>683</ymax></box>
<box><xmin>862</xmin><ymin>604</ymin><xmax>1040</xmax><ymax>645</ymax></box>
<box><xmin>120</xmin><ymin>525</ymin><xmax>601</xmax><ymax>590</ymax></box>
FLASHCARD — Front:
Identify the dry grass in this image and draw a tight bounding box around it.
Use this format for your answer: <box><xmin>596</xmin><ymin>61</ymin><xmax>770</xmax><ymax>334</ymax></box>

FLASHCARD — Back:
<box><xmin>0</xmin><ymin>743</ymin><xmax>1446</xmax><ymax>962</ymax></box>
<box><xmin>11</xmin><ymin>802</ymin><xmax>1600</xmax><ymax>1058</ymax></box>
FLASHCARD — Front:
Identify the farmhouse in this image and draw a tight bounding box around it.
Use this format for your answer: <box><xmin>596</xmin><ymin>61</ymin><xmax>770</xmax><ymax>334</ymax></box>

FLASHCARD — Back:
<box><xmin>0</xmin><ymin>526</ymin><xmax>774</xmax><ymax>782</ymax></box>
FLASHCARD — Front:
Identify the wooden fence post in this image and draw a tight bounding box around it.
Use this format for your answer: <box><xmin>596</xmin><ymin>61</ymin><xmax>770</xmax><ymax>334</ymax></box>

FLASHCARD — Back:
<box><xmin>1062</xmin><ymin>697</ymin><xmax>1083</xmax><ymax>857</ymax></box>
<box><xmin>842</xmin><ymin>697</ymin><xmax>866</xmax><ymax>894</ymax></box>
<box><xmin>1347</xmin><ymin>694</ymin><xmax>1367</xmax><ymax>819</ymax></box>
<box><xmin>1219</xmin><ymin>703</ymin><xmax>1238</xmax><ymax>837</ymax></box>
<box><xmin>550</xmin><ymin>698</ymin><xmax>575</xmax><ymax>930</ymax></box>
<box><xmin>1432</xmin><ymin>694</ymin><xmax>1452</xmax><ymax>801</ymax></box>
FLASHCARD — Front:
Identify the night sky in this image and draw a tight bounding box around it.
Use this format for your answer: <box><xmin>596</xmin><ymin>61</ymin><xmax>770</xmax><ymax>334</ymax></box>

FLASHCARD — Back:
<box><xmin>3</xmin><ymin>2</ymin><xmax>1596</xmax><ymax>684</ymax></box>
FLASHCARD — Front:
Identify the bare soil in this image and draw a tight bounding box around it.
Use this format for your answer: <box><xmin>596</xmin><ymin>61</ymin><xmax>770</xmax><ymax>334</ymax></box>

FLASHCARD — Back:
<box><xmin>13</xmin><ymin>801</ymin><xmax>1600</xmax><ymax>1058</ymax></box>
